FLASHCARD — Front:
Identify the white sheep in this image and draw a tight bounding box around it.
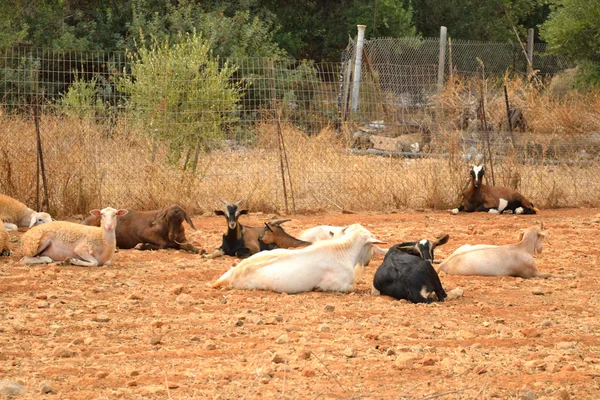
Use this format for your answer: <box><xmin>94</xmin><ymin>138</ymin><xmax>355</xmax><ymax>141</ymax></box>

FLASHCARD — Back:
<box><xmin>212</xmin><ymin>224</ymin><xmax>385</xmax><ymax>293</ymax></box>
<box><xmin>0</xmin><ymin>194</ymin><xmax>52</xmax><ymax>231</ymax></box>
<box><xmin>21</xmin><ymin>207</ymin><xmax>128</xmax><ymax>267</ymax></box>
<box><xmin>0</xmin><ymin>218</ymin><xmax>11</xmax><ymax>256</ymax></box>
<box><xmin>437</xmin><ymin>225</ymin><xmax>550</xmax><ymax>278</ymax></box>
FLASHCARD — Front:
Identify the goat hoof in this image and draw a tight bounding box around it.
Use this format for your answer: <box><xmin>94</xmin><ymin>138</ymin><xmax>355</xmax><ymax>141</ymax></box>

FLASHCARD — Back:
<box><xmin>515</xmin><ymin>207</ymin><xmax>524</xmax><ymax>214</ymax></box>
<box><xmin>450</xmin><ymin>209</ymin><xmax>459</xmax><ymax>215</ymax></box>
<box><xmin>488</xmin><ymin>209</ymin><xmax>499</xmax><ymax>214</ymax></box>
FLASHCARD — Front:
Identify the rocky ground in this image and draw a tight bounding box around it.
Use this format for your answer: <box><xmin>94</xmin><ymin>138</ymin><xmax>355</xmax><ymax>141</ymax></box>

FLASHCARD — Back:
<box><xmin>1</xmin><ymin>209</ymin><xmax>599</xmax><ymax>399</ymax></box>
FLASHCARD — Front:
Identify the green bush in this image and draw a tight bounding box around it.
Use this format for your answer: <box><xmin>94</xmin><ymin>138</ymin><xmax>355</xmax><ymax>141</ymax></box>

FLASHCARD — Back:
<box><xmin>118</xmin><ymin>32</ymin><xmax>246</xmax><ymax>169</ymax></box>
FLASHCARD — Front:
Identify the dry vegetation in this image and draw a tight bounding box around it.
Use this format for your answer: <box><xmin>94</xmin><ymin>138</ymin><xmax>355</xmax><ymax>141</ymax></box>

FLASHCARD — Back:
<box><xmin>1</xmin><ymin>77</ymin><xmax>600</xmax><ymax>217</ymax></box>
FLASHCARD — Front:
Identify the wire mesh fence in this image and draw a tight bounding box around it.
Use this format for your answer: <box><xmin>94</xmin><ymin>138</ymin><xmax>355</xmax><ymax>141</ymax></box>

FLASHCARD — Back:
<box><xmin>1</xmin><ymin>37</ymin><xmax>598</xmax><ymax>217</ymax></box>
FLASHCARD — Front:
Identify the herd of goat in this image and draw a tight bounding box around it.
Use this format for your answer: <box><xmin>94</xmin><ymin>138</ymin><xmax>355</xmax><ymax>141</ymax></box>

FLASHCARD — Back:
<box><xmin>1</xmin><ymin>165</ymin><xmax>551</xmax><ymax>304</ymax></box>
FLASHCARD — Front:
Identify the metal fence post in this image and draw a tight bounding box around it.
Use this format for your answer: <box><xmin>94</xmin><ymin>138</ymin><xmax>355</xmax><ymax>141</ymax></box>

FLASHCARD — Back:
<box><xmin>351</xmin><ymin>25</ymin><xmax>366</xmax><ymax>112</ymax></box>
<box><xmin>437</xmin><ymin>26</ymin><xmax>447</xmax><ymax>95</ymax></box>
<box><xmin>526</xmin><ymin>28</ymin><xmax>534</xmax><ymax>77</ymax></box>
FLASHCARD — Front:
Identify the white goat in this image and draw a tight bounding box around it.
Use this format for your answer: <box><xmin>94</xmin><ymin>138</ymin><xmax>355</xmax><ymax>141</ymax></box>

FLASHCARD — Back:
<box><xmin>21</xmin><ymin>207</ymin><xmax>128</xmax><ymax>267</ymax></box>
<box><xmin>0</xmin><ymin>218</ymin><xmax>11</xmax><ymax>256</ymax></box>
<box><xmin>437</xmin><ymin>225</ymin><xmax>550</xmax><ymax>278</ymax></box>
<box><xmin>212</xmin><ymin>224</ymin><xmax>385</xmax><ymax>293</ymax></box>
<box><xmin>0</xmin><ymin>194</ymin><xmax>52</xmax><ymax>231</ymax></box>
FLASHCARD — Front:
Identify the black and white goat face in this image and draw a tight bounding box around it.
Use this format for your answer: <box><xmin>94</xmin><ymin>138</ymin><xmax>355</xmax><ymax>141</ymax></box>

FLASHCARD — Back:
<box><xmin>470</xmin><ymin>165</ymin><xmax>484</xmax><ymax>188</ymax></box>
<box><xmin>214</xmin><ymin>200</ymin><xmax>248</xmax><ymax>230</ymax></box>
<box><xmin>394</xmin><ymin>233</ymin><xmax>449</xmax><ymax>263</ymax></box>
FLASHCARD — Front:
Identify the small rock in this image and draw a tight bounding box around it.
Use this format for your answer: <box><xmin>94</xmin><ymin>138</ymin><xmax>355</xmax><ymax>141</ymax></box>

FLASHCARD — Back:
<box><xmin>342</xmin><ymin>347</ymin><xmax>355</xmax><ymax>358</ymax></box>
<box><xmin>301</xmin><ymin>366</ymin><xmax>315</xmax><ymax>377</ymax></box>
<box><xmin>203</xmin><ymin>340</ymin><xmax>216</xmax><ymax>350</ymax></box>
<box><xmin>176</xmin><ymin>294</ymin><xmax>195</xmax><ymax>305</ymax></box>
<box><xmin>422</xmin><ymin>354</ymin><xmax>437</xmax><ymax>366</ymax></box>
<box><xmin>96</xmin><ymin>371</ymin><xmax>109</xmax><ymax>379</ymax></box>
<box><xmin>561</xmin><ymin>364</ymin><xmax>576</xmax><ymax>372</ymax></box>
<box><xmin>127</xmin><ymin>293</ymin><xmax>143</xmax><ymax>300</ymax></box>
<box><xmin>271</xmin><ymin>353</ymin><xmax>285</xmax><ymax>364</ymax></box>
<box><xmin>171</xmin><ymin>285</ymin><xmax>188</xmax><ymax>295</ymax></box>
<box><xmin>446</xmin><ymin>287</ymin><xmax>464</xmax><ymax>300</ymax></box>
<box><xmin>556</xmin><ymin>342</ymin><xmax>576</xmax><ymax>350</ymax></box>
<box><xmin>521</xmin><ymin>328</ymin><xmax>541</xmax><ymax>338</ymax></box>
<box><xmin>324</xmin><ymin>305</ymin><xmax>335</xmax><ymax>312</ymax></box>
<box><xmin>127</xmin><ymin>380</ymin><xmax>138</xmax><ymax>387</ymax></box>
<box><xmin>127</xmin><ymin>369</ymin><xmax>140</xmax><ymax>377</ymax></box>
<box><xmin>473</xmin><ymin>364</ymin><xmax>488</xmax><ymax>375</ymax></box>
<box><xmin>40</xmin><ymin>382</ymin><xmax>55</xmax><ymax>394</ymax></box>
<box><xmin>83</xmin><ymin>337</ymin><xmax>95</xmax><ymax>345</ymax></box>
<box><xmin>71</xmin><ymin>338</ymin><xmax>83</xmax><ymax>345</ymax></box>
<box><xmin>53</xmin><ymin>348</ymin><xmax>75</xmax><ymax>358</ymax></box>
<box><xmin>149</xmin><ymin>336</ymin><xmax>162</xmax><ymax>345</ymax></box>
<box><xmin>0</xmin><ymin>381</ymin><xmax>26</xmax><ymax>397</ymax></box>
<box><xmin>35</xmin><ymin>294</ymin><xmax>48</xmax><ymax>300</ymax></box>
<box><xmin>297</xmin><ymin>349</ymin><xmax>311</xmax><ymax>360</ymax></box>
<box><xmin>365</xmin><ymin>332</ymin><xmax>380</xmax><ymax>340</ymax></box>
<box><xmin>394</xmin><ymin>353</ymin><xmax>416</xmax><ymax>370</ymax></box>
<box><xmin>519</xmin><ymin>389</ymin><xmax>535</xmax><ymax>400</ymax></box>
<box><xmin>36</xmin><ymin>299</ymin><xmax>50</xmax><ymax>309</ymax></box>
<box><xmin>95</xmin><ymin>314</ymin><xmax>110</xmax><ymax>323</ymax></box>
<box><xmin>317</xmin><ymin>324</ymin><xmax>331</xmax><ymax>333</ymax></box>
<box><xmin>275</xmin><ymin>334</ymin><xmax>289</xmax><ymax>344</ymax></box>
<box><xmin>531</xmin><ymin>287</ymin><xmax>544</xmax><ymax>295</ymax></box>
<box><xmin>557</xmin><ymin>389</ymin><xmax>571</xmax><ymax>400</ymax></box>
<box><xmin>385</xmin><ymin>348</ymin><xmax>396</xmax><ymax>356</ymax></box>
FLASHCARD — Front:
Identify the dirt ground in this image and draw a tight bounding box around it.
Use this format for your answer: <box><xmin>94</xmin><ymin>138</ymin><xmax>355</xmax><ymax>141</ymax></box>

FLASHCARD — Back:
<box><xmin>1</xmin><ymin>209</ymin><xmax>599</xmax><ymax>399</ymax></box>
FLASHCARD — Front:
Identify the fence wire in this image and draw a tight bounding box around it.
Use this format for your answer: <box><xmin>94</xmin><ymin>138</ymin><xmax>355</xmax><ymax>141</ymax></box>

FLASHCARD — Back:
<box><xmin>0</xmin><ymin>39</ymin><xmax>597</xmax><ymax>217</ymax></box>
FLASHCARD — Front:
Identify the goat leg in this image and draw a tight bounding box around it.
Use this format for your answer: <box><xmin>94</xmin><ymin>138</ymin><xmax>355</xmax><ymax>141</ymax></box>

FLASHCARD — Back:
<box><xmin>178</xmin><ymin>242</ymin><xmax>205</xmax><ymax>255</ymax></box>
<box><xmin>134</xmin><ymin>243</ymin><xmax>161</xmax><ymax>251</ymax></box>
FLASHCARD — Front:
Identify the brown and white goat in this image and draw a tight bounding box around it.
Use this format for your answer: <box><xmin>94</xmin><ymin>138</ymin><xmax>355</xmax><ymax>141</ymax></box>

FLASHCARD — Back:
<box><xmin>437</xmin><ymin>225</ymin><xmax>549</xmax><ymax>278</ymax></box>
<box><xmin>206</xmin><ymin>200</ymin><xmax>294</xmax><ymax>259</ymax></box>
<box><xmin>451</xmin><ymin>165</ymin><xmax>539</xmax><ymax>215</ymax></box>
<box><xmin>81</xmin><ymin>204</ymin><xmax>202</xmax><ymax>253</ymax></box>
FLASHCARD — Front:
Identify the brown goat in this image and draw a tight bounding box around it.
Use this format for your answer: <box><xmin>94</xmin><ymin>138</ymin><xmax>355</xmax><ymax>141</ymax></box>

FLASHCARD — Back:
<box><xmin>259</xmin><ymin>221</ymin><xmax>312</xmax><ymax>250</ymax></box>
<box><xmin>452</xmin><ymin>165</ymin><xmax>539</xmax><ymax>215</ymax></box>
<box><xmin>81</xmin><ymin>204</ymin><xmax>203</xmax><ymax>253</ymax></box>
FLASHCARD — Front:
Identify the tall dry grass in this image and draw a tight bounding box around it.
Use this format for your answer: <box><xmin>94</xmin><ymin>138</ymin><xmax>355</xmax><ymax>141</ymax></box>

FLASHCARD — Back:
<box><xmin>1</xmin><ymin>77</ymin><xmax>600</xmax><ymax>217</ymax></box>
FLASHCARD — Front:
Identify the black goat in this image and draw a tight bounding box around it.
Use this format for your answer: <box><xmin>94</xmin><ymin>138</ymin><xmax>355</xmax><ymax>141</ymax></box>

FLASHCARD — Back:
<box><xmin>81</xmin><ymin>204</ymin><xmax>202</xmax><ymax>254</ymax></box>
<box><xmin>372</xmin><ymin>234</ymin><xmax>449</xmax><ymax>304</ymax></box>
<box><xmin>206</xmin><ymin>200</ymin><xmax>291</xmax><ymax>259</ymax></box>
<box><xmin>452</xmin><ymin>165</ymin><xmax>538</xmax><ymax>215</ymax></box>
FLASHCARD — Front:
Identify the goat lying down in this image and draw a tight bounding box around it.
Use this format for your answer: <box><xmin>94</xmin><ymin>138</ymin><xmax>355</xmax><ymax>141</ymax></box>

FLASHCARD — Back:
<box><xmin>437</xmin><ymin>225</ymin><xmax>549</xmax><ymax>278</ymax></box>
<box><xmin>452</xmin><ymin>165</ymin><xmax>539</xmax><ymax>215</ymax></box>
<box><xmin>207</xmin><ymin>200</ymin><xmax>302</xmax><ymax>259</ymax></box>
<box><xmin>212</xmin><ymin>224</ymin><xmax>385</xmax><ymax>293</ymax></box>
<box><xmin>82</xmin><ymin>204</ymin><xmax>202</xmax><ymax>253</ymax></box>
<box><xmin>372</xmin><ymin>234</ymin><xmax>449</xmax><ymax>303</ymax></box>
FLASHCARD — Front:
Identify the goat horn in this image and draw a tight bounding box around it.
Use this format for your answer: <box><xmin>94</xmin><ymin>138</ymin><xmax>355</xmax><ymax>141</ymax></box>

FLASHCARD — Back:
<box><xmin>234</xmin><ymin>200</ymin><xmax>246</xmax><ymax>207</ymax></box>
<box><xmin>220</xmin><ymin>199</ymin><xmax>231</xmax><ymax>207</ymax></box>
<box><xmin>269</xmin><ymin>219</ymin><xmax>291</xmax><ymax>226</ymax></box>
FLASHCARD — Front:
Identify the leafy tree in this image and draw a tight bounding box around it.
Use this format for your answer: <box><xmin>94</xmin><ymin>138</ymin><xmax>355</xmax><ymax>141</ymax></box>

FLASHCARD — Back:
<box><xmin>540</xmin><ymin>0</ymin><xmax>600</xmax><ymax>86</ymax></box>
<box><xmin>118</xmin><ymin>32</ymin><xmax>246</xmax><ymax>169</ymax></box>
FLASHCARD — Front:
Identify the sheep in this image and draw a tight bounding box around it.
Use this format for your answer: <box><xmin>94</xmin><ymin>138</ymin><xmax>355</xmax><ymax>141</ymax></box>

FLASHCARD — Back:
<box><xmin>21</xmin><ymin>207</ymin><xmax>128</xmax><ymax>266</ymax></box>
<box><xmin>451</xmin><ymin>165</ymin><xmax>539</xmax><ymax>215</ymax></box>
<box><xmin>212</xmin><ymin>224</ymin><xmax>385</xmax><ymax>293</ymax></box>
<box><xmin>0</xmin><ymin>218</ymin><xmax>11</xmax><ymax>256</ymax></box>
<box><xmin>0</xmin><ymin>194</ymin><xmax>52</xmax><ymax>231</ymax></box>
<box><xmin>372</xmin><ymin>233</ymin><xmax>449</xmax><ymax>303</ymax></box>
<box><xmin>81</xmin><ymin>204</ymin><xmax>202</xmax><ymax>254</ymax></box>
<box><xmin>259</xmin><ymin>222</ymin><xmax>312</xmax><ymax>249</ymax></box>
<box><xmin>206</xmin><ymin>200</ymin><xmax>291</xmax><ymax>259</ymax></box>
<box><xmin>437</xmin><ymin>225</ymin><xmax>550</xmax><ymax>278</ymax></box>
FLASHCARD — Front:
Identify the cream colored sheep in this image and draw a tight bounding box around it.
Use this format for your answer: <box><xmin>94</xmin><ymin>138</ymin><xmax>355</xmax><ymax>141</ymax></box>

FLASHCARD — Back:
<box><xmin>21</xmin><ymin>207</ymin><xmax>128</xmax><ymax>267</ymax></box>
<box><xmin>0</xmin><ymin>218</ymin><xmax>11</xmax><ymax>256</ymax></box>
<box><xmin>0</xmin><ymin>194</ymin><xmax>52</xmax><ymax>231</ymax></box>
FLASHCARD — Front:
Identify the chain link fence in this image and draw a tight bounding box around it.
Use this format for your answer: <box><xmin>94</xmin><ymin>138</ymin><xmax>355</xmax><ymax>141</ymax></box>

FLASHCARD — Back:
<box><xmin>1</xmin><ymin>37</ymin><xmax>598</xmax><ymax>217</ymax></box>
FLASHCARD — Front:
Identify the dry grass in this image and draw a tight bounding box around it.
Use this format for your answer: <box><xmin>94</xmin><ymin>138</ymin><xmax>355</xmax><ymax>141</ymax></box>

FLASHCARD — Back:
<box><xmin>1</xmin><ymin>77</ymin><xmax>600</xmax><ymax>217</ymax></box>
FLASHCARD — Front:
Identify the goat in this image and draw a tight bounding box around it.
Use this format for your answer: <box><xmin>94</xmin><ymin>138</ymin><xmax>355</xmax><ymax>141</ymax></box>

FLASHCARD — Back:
<box><xmin>21</xmin><ymin>207</ymin><xmax>128</xmax><ymax>266</ymax></box>
<box><xmin>212</xmin><ymin>224</ymin><xmax>385</xmax><ymax>293</ymax></box>
<box><xmin>0</xmin><ymin>194</ymin><xmax>52</xmax><ymax>231</ymax></box>
<box><xmin>451</xmin><ymin>165</ymin><xmax>539</xmax><ymax>215</ymax></box>
<box><xmin>437</xmin><ymin>225</ymin><xmax>550</xmax><ymax>278</ymax></box>
<box><xmin>206</xmin><ymin>200</ymin><xmax>290</xmax><ymax>259</ymax></box>
<box><xmin>0</xmin><ymin>218</ymin><xmax>11</xmax><ymax>256</ymax></box>
<box><xmin>259</xmin><ymin>222</ymin><xmax>311</xmax><ymax>249</ymax></box>
<box><xmin>81</xmin><ymin>204</ymin><xmax>202</xmax><ymax>253</ymax></box>
<box><xmin>372</xmin><ymin>234</ymin><xmax>449</xmax><ymax>304</ymax></box>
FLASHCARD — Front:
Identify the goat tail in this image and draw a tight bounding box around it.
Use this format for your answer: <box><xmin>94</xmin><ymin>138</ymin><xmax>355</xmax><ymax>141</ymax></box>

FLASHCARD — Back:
<box><xmin>212</xmin><ymin>267</ymin><xmax>235</xmax><ymax>288</ymax></box>
<box><xmin>533</xmin><ymin>207</ymin><xmax>540</xmax><ymax>213</ymax></box>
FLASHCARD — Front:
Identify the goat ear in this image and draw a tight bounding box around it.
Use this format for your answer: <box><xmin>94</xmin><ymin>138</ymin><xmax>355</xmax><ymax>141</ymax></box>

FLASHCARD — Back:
<box><xmin>116</xmin><ymin>209</ymin><xmax>128</xmax><ymax>217</ymax></box>
<box><xmin>264</xmin><ymin>222</ymin><xmax>273</xmax><ymax>232</ymax></box>
<box><xmin>432</xmin><ymin>233</ymin><xmax>449</xmax><ymax>248</ymax></box>
<box><xmin>214</xmin><ymin>210</ymin><xmax>226</xmax><ymax>216</ymax></box>
<box><xmin>29</xmin><ymin>215</ymin><xmax>37</xmax><ymax>228</ymax></box>
<box><xmin>153</xmin><ymin>208</ymin><xmax>168</xmax><ymax>225</ymax></box>
<box><xmin>183</xmin><ymin>210</ymin><xmax>197</xmax><ymax>231</ymax></box>
<box><xmin>518</xmin><ymin>230</ymin><xmax>525</xmax><ymax>242</ymax></box>
<box><xmin>395</xmin><ymin>245</ymin><xmax>422</xmax><ymax>258</ymax></box>
<box><xmin>238</xmin><ymin>209</ymin><xmax>249</xmax><ymax>215</ymax></box>
<box><xmin>90</xmin><ymin>209</ymin><xmax>101</xmax><ymax>217</ymax></box>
